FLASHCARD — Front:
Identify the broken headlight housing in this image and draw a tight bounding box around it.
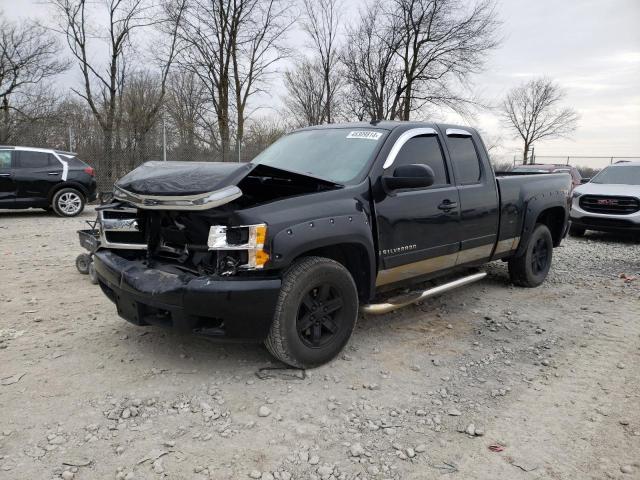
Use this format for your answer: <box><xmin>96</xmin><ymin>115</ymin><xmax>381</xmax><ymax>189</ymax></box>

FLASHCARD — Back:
<box><xmin>207</xmin><ymin>223</ymin><xmax>269</xmax><ymax>270</ymax></box>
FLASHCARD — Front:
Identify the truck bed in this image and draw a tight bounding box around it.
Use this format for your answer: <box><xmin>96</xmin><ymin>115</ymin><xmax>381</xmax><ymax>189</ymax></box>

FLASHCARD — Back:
<box><xmin>495</xmin><ymin>172</ymin><xmax>572</xmax><ymax>253</ymax></box>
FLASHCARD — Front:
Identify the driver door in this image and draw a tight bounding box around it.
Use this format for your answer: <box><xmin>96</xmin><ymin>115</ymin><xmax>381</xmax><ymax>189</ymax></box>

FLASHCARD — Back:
<box><xmin>374</xmin><ymin>131</ymin><xmax>461</xmax><ymax>286</ymax></box>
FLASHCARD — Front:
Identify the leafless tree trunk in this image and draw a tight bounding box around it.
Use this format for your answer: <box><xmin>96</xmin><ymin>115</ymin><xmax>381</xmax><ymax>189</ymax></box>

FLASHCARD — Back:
<box><xmin>51</xmin><ymin>0</ymin><xmax>184</xmax><ymax>184</ymax></box>
<box><xmin>302</xmin><ymin>0</ymin><xmax>342</xmax><ymax>123</ymax></box>
<box><xmin>0</xmin><ymin>13</ymin><xmax>68</xmax><ymax>142</ymax></box>
<box><xmin>500</xmin><ymin>78</ymin><xmax>579</xmax><ymax>164</ymax></box>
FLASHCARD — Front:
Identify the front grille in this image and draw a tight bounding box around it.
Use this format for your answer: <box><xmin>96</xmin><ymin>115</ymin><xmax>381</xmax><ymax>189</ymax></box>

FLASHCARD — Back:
<box><xmin>579</xmin><ymin>195</ymin><xmax>640</xmax><ymax>215</ymax></box>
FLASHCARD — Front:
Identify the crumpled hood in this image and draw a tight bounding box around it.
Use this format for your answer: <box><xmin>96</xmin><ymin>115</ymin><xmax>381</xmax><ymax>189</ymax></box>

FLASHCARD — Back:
<box><xmin>575</xmin><ymin>182</ymin><xmax>640</xmax><ymax>198</ymax></box>
<box><xmin>115</xmin><ymin>161</ymin><xmax>255</xmax><ymax>196</ymax></box>
<box><xmin>112</xmin><ymin>161</ymin><xmax>342</xmax><ymax>211</ymax></box>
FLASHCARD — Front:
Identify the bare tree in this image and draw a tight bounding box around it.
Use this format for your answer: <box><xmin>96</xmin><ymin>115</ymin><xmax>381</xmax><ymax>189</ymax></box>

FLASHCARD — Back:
<box><xmin>389</xmin><ymin>0</ymin><xmax>500</xmax><ymax>120</ymax></box>
<box><xmin>165</xmin><ymin>71</ymin><xmax>208</xmax><ymax>157</ymax></box>
<box><xmin>283</xmin><ymin>58</ymin><xmax>328</xmax><ymax>126</ymax></box>
<box><xmin>51</xmin><ymin>0</ymin><xmax>184</xmax><ymax>181</ymax></box>
<box><xmin>301</xmin><ymin>0</ymin><xmax>342</xmax><ymax>123</ymax></box>
<box><xmin>232</xmin><ymin>0</ymin><xmax>292</xmax><ymax>160</ymax></box>
<box><xmin>342</xmin><ymin>1</ymin><xmax>402</xmax><ymax>121</ymax></box>
<box><xmin>340</xmin><ymin>0</ymin><xmax>498</xmax><ymax>122</ymax></box>
<box><xmin>500</xmin><ymin>78</ymin><xmax>579</xmax><ymax>164</ymax></box>
<box><xmin>120</xmin><ymin>71</ymin><xmax>165</xmax><ymax>167</ymax></box>
<box><xmin>176</xmin><ymin>0</ymin><xmax>291</xmax><ymax>161</ymax></box>
<box><xmin>0</xmin><ymin>13</ymin><xmax>68</xmax><ymax>142</ymax></box>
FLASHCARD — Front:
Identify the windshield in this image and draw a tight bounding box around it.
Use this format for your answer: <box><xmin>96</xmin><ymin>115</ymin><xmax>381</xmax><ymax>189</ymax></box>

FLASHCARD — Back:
<box><xmin>251</xmin><ymin>128</ymin><xmax>386</xmax><ymax>184</ymax></box>
<box><xmin>591</xmin><ymin>165</ymin><xmax>640</xmax><ymax>185</ymax></box>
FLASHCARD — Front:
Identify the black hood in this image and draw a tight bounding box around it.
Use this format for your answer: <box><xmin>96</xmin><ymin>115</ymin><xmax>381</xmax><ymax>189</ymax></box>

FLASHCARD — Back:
<box><xmin>115</xmin><ymin>161</ymin><xmax>255</xmax><ymax>196</ymax></box>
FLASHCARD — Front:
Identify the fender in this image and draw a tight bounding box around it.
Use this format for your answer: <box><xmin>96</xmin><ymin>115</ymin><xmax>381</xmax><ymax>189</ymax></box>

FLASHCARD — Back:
<box><xmin>516</xmin><ymin>189</ymin><xmax>569</xmax><ymax>257</ymax></box>
<box><xmin>268</xmin><ymin>212</ymin><xmax>377</xmax><ymax>299</ymax></box>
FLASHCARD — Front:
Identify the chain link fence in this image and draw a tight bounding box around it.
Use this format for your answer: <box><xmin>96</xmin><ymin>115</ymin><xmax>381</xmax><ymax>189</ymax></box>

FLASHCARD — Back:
<box><xmin>6</xmin><ymin>122</ymin><xmax>274</xmax><ymax>193</ymax></box>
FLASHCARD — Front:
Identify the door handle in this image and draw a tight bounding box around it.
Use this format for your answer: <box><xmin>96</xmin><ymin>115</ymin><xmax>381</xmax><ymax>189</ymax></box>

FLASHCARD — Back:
<box><xmin>0</xmin><ymin>173</ymin><xmax>11</xmax><ymax>177</ymax></box>
<box><xmin>438</xmin><ymin>200</ymin><xmax>458</xmax><ymax>211</ymax></box>
<box><xmin>48</xmin><ymin>172</ymin><xmax>60</xmax><ymax>175</ymax></box>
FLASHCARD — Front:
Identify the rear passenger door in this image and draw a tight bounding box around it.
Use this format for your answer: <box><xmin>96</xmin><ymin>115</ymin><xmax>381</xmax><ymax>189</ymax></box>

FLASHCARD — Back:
<box><xmin>443</xmin><ymin>129</ymin><xmax>499</xmax><ymax>266</ymax></box>
<box><xmin>374</xmin><ymin>130</ymin><xmax>461</xmax><ymax>286</ymax></box>
<box><xmin>13</xmin><ymin>151</ymin><xmax>62</xmax><ymax>204</ymax></box>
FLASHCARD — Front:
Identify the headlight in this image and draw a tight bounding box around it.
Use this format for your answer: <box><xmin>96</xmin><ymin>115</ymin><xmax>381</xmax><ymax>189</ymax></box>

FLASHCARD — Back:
<box><xmin>207</xmin><ymin>223</ymin><xmax>269</xmax><ymax>269</ymax></box>
<box><xmin>571</xmin><ymin>190</ymin><xmax>582</xmax><ymax>198</ymax></box>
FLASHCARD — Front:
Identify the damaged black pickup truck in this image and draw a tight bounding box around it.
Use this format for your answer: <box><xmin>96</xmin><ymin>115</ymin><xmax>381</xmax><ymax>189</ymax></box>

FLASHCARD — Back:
<box><xmin>93</xmin><ymin>121</ymin><xmax>571</xmax><ymax>367</ymax></box>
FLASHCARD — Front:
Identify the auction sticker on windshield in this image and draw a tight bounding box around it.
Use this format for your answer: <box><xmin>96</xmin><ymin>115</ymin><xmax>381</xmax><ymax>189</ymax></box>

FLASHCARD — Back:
<box><xmin>346</xmin><ymin>131</ymin><xmax>383</xmax><ymax>140</ymax></box>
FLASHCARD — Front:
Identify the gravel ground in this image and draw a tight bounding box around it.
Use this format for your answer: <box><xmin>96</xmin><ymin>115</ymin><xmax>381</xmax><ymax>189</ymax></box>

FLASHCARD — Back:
<box><xmin>1</xmin><ymin>207</ymin><xmax>639</xmax><ymax>480</ymax></box>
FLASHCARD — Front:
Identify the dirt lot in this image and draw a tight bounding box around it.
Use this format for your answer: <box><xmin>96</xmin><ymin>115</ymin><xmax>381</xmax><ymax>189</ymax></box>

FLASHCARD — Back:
<box><xmin>1</xmin><ymin>207</ymin><xmax>639</xmax><ymax>480</ymax></box>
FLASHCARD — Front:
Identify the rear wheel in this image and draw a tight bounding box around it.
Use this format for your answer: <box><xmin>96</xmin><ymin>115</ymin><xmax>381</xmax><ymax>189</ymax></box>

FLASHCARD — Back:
<box><xmin>508</xmin><ymin>224</ymin><xmax>553</xmax><ymax>287</ymax></box>
<box><xmin>265</xmin><ymin>256</ymin><xmax>358</xmax><ymax>368</ymax></box>
<box><xmin>569</xmin><ymin>224</ymin><xmax>585</xmax><ymax>237</ymax></box>
<box><xmin>52</xmin><ymin>188</ymin><xmax>85</xmax><ymax>217</ymax></box>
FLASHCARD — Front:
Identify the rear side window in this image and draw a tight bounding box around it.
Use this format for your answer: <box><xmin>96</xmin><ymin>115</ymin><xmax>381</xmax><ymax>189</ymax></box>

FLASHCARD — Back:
<box><xmin>448</xmin><ymin>137</ymin><xmax>481</xmax><ymax>184</ymax></box>
<box><xmin>17</xmin><ymin>151</ymin><xmax>53</xmax><ymax>168</ymax></box>
<box><xmin>0</xmin><ymin>150</ymin><xmax>11</xmax><ymax>169</ymax></box>
<box><xmin>393</xmin><ymin>135</ymin><xmax>449</xmax><ymax>186</ymax></box>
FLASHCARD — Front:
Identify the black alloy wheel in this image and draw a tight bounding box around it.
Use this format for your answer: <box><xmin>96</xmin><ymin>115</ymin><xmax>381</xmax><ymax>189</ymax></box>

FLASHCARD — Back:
<box><xmin>296</xmin><ymin>283</ymin><xmax>344</xmax><ymax>348</ymax></box>
<box><xmin>530</xmin><ymin>236</ymin><xmax>550</xmax><ymax>276</ymax></box>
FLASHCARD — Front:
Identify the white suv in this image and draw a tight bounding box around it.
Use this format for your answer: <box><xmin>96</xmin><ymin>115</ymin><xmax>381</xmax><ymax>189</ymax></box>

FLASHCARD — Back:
<box><xmin>569</xmin><ymin>161</ymin><xmax>640</xmax><ymax>236</ymax></box>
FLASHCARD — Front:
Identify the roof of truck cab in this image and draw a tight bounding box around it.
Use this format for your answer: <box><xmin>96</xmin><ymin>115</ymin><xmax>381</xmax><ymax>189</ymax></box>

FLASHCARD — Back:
<box><xmin>296</xmin><ymin>121</ymin><xmax>473</xmax><ymax>133</ymax></box>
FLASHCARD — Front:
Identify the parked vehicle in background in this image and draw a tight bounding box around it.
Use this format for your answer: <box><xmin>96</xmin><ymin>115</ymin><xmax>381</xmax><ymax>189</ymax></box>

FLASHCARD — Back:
<box><xmin>92</xmin><ymin>121</ymin><xmax>571</xmax><ymax>368</ymax></box>
<box><xmin>0</xmin><ymin>146</ymin><xmax>97</xmax><ymax>217</ymax></box>
<box><xmin>511</xmin><ymin>163</ymin><xmax>582</xmax><ymax>191</ymax></box>
<box><xmin>569</xmin><ymin>161</ymin><xmax>640</xmax><ymax>236</ymax></box>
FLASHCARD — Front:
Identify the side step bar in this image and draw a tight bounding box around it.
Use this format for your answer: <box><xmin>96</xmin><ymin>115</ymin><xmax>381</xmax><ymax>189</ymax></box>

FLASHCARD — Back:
<box><xmin>361</xmin><ymin>271</ymin><xmax>487</xmax><ymax>315</ymax></box>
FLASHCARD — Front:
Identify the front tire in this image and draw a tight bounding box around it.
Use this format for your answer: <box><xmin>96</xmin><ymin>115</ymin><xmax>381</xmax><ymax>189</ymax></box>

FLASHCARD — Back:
<box><xmin>52</xmin><ymin>188</ymin><xmax>85</xmax><ymax>217</ymax></box>
<box><xmin>508</xmin><ymin>224</ymin><xmax>553</xmax><ymax>287</ymax></box>
<box><xmin>265</xmin><ymin>256</ymin><xmax>359</xmax><ymax>368</ymax></box>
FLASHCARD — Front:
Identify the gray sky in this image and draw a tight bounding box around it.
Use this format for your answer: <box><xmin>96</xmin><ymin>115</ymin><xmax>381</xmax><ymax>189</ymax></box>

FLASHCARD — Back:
<box><xmin>3</xmin><ymin>0</ymin><xmax>639</xmax><ymax>167</ymax></box>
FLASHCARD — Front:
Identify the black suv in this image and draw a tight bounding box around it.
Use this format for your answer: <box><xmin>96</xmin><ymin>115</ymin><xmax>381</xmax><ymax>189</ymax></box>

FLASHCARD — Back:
<box><xmin>0</xmin><ymin>146</ymin><xmax>97</xmax><ymax>216</ymax></box>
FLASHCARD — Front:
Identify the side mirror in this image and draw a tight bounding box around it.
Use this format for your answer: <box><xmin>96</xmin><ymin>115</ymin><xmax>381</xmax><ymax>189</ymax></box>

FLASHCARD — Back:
<box><xmin>580</xmin><ymin>178</ymin><xmax>590</xmax><ymax>184</ymax></box>
<box><xmin>383</xmin><ymin>164</ymin><xmax>435</xmax><ymax>191</ymax></box>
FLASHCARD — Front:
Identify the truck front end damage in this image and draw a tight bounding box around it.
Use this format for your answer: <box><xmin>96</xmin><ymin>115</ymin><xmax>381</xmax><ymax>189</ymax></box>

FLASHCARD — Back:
<box><xmin>93</xmin><ymin>161</ymin><xmax>341</xmax><ymax>339</ymax></box>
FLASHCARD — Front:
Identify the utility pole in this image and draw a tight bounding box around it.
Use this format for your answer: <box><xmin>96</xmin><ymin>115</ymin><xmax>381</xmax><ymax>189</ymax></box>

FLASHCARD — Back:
<box><xmin>68</xmin><ymin>126</ymin><xmax>74</xmax><ymax>152</ymax></box>
<box><xmin>162</xmin><ymin>117</ymin><xmax>167</xmax><ymax>162</ymax></box>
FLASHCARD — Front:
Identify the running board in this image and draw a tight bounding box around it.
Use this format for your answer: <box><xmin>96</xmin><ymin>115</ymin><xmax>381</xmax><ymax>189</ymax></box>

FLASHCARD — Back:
<box><xmin>361</xmin><ymin>271</ymin><xmax>487</xmax><ymax>315</ymax></box>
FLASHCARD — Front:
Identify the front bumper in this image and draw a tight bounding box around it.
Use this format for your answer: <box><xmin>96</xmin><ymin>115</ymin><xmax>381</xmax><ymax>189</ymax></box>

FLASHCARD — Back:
<box><xmin>93</xmin><ymin>250</ymin><xmax>281</xmax><ymax>339</ymax></box>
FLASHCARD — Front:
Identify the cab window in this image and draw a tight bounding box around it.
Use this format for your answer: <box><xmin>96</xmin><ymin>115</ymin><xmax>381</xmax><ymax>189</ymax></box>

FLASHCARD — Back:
<box><xmin>448</xmin><ymin>137</ymin><xmax>482</xmax><ymax>185</ymax></box>
<box><xmin>393</xmin><ymin>135</ymin><xmax>450</xmax><ymax>187</ymax></box>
